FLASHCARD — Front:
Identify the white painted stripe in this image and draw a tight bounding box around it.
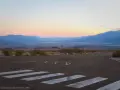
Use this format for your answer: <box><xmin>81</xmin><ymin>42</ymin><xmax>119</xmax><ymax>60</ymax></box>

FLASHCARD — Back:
<box><xmin>21</xmin><ymin>73</ymin><xmax>64</xmax><ymax>81</ymax></box>
<box><xmin>13</xmin><ymin>61</ymin><xmax>36</xmax><ymax>63</ymax></box>
<box><xmin>97</xmin><ymin>80</ymin><xmax>120</xmax><ymax>90</ymax></box>
<box><xmin>67</xmin><ymin>77</ymin><xmax>107</xmax><ymax>88</ymax></box>
<box><xmin>3</xmin><ymin>71</ymin><xmax>48</xmax><ymax>78</ymax></box>
<box><xmin>0</xmin><ymin>70</ymin><xmax>32</xmax><ymax>75</ymax></box>
<box><xmin>42</xmin><ymin>75</ymin><xmax>85</xmax><ymax>84</ymax></box>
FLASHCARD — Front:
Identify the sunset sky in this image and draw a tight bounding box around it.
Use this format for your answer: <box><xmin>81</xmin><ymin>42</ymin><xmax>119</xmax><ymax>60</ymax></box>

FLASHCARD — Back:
<box><xmin>0</xmin><ymin>0</ymin><xmax>120</xmax><ymax>37</ymax></box>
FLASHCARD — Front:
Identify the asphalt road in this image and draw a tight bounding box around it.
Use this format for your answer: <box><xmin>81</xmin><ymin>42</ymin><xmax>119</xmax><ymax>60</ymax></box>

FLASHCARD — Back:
<box><xmin>0</xmin><ymin>52</ymin><xmax>120</xmax><ymax>90</ymax></box>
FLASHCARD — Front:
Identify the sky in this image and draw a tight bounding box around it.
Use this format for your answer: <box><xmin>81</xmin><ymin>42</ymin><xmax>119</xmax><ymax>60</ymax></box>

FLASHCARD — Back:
<box><xmin>0</xmin><ymin>0</ymin><xmax>120</xmax><ymax>37</ymax></box>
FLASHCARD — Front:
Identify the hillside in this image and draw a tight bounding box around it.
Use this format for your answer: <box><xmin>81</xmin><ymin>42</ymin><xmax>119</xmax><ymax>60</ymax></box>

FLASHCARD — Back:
<box><xmin>0</xmin><ymin>30</ymin><xmax>120</xmax><ymax>48</ymax></box>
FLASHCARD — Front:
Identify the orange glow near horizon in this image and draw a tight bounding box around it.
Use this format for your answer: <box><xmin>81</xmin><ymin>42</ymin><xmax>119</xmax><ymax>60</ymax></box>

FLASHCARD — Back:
<box><xmin>1</xmin><ymin>0</ymin><xmax>117</xmax><ymax>37</ymax></box>
<box><xmin>0</xmin><ymin>27</ymin><xmax>109</xmax><ymax>37</ymax></box>
<box><xmin>1</xmin><ymin>19</ymin><xmax>109</xmax><ymax>37</ymax></box>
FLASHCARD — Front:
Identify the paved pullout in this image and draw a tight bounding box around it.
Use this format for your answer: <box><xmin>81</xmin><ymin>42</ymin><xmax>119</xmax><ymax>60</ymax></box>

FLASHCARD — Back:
<box><xmin>0</xmin><ymin>53</ymin><xmax>120</xmax><ymax>90</ymax></box>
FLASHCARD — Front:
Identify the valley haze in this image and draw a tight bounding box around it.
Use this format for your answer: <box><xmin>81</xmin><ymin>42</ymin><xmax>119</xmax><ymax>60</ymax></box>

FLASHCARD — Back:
<box><xmin>0</xmin><ymin>30</ymin><xmax>120</xmax><ymax>49</ymax></box>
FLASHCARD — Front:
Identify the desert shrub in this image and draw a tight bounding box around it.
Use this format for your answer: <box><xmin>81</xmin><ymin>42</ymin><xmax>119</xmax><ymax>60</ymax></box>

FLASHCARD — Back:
<box><xmin>112</xmin><ymin>50</ymin><xmax>120</xmax><ymax>57</ymax></box>
<box><xmin>30</xmin><ymin>50</ymin><xmax>47</xmax><ymax>56</ymax></box>
<box><xmin>0</xmin><ymin>50</ymin><xmax>3</xmax><ymax>55</ymax></box>
<box><xmin>14</xmin><ymin>50</ymin><xmax>24</xmax><ymax>56</ymax></box>
<box><xmin>2</xmin><ymin>49</ymin><xmax>13</xmax><ymax>56</ymax></box>
<box><xmin>23</xmin><ymin>52</ymin><xmax>30</xmax><ymax>56</ymax></box>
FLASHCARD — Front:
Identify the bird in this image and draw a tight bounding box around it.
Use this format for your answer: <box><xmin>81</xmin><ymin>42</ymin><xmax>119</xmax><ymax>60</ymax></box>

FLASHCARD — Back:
<box><xmin>65</xmin><ymin>62</ymin><xmax>71</xmax><ymax>65</ymax></box>
<box><xmin>44</xmin><ymin>61</ymin><xmax>48</xmax><ymax>64</ymax></box>
<box><xmin>54</xmin><ymin>61</ymin><xmax>58</xmax><ymax>64</ymax></box>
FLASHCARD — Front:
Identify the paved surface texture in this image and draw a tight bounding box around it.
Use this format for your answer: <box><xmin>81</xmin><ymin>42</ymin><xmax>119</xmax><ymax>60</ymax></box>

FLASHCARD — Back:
<box><xmin>0</xmin><ymin>52</ymin><xmax>120</xmax><ymax>90</ymax></box>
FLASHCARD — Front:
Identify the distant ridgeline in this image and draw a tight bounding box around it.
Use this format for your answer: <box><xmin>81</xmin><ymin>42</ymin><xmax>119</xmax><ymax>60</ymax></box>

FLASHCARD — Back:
<box><xmin>0</xmin><ymin>30</ymin><xmax>120</xmax><ymax>49</ymax></box>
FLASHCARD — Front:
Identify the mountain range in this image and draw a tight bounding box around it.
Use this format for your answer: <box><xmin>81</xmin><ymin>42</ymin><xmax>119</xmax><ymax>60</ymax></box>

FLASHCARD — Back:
<box><xmin>0</xmin><ymin>30</ymin><xmax>120</xmax><ymax>48</ymax></box>
<box><xmin>70</xmin><ymin>30</ymin><xmax>120</xmax><ymax>44</ymax></box>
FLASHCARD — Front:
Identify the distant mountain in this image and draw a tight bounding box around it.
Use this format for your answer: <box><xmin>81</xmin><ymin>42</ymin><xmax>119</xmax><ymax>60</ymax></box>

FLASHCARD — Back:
<box><xmin>68</xmin><ymin>30</ymin><xmax>120</xmax><ymax>45</ymax></box>
<box><xmin>0</xmin><ymin>35</ymin><xmax>41</xmax><ymax>48</ymax></box>
<box><xmin>0</xmin><ymin>35</ymin><xmax>72</xmax><ymax>48</ymax></box>
<box><xmin>0</xmin><ymin>30</ymin><xmax>120</xmax><ymax>48</ymax></box>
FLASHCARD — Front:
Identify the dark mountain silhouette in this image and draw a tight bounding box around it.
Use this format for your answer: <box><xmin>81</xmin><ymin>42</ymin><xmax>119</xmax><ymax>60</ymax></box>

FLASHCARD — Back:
<box><xmin>0</xmin><ymin>30</ymin><xmax>120</xmax><ymax>48</ymax></box>
<box><xmin>0</xmin><ymin>35</ymin><xmax>41</xmax><ymax>48</ymax></box>
<box><xmin>75</xmin><ymin>30</ymin><xmax>120</xmax><ymax>44</ymax></box>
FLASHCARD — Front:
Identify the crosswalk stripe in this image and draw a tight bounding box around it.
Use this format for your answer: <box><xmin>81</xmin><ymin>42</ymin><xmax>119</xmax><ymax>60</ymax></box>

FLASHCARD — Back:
<box><xmin>42</xmin><ymin>75</ymin><xmax>85</xmax><ymax>84</ymax></box>
<box><xmin>97</xmin><ymin>80</ymin><xmax>120</xmax><ymax>90</ymax></box>
<box><xmin>67</xmin><ymin>77</ymin><xmax>107</xmax><ymax>88</ymax></box>
<box><xmin>3</xmin><ymin>71</ymin><xmax>48</xmax><ymax>78</ymax></box>
<box><xmin>0</xmin><ymin>70</ymin><xmax>33</xmax><ymax>75</ymax></box>
<box><xmin>21</xmin><ymin>73</ymin><xmax>64</xmax><ymax>81</ymax></box>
